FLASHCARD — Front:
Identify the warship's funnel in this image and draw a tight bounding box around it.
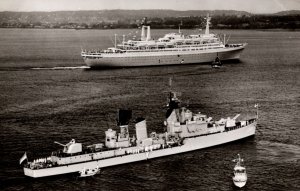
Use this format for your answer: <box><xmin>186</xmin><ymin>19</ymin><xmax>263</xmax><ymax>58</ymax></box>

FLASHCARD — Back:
<box><xmin>117</xmin><ymin>109</ymin><xmax>132</xmax><ymax>126</ymax></box>
<box><xmin>135</xmin><ymin>117</ymin><xmax>147</xmax><ymax>141</ymax></box>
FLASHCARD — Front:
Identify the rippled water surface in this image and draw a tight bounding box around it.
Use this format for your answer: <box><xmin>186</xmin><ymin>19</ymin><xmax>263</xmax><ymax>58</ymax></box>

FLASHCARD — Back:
<box><xmin>0</xmin><ymin>29</ymin><xmax>299</xmax><ymax>191</ymax></box>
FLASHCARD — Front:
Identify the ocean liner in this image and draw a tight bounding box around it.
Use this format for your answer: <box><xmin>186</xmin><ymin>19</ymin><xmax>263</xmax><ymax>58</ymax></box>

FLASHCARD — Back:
<box><xmin>81</xmin><ymin>15</ymin><xmax>247</xmax><ymax>68</ymax></box>
<box><xmin>21</xmin><ymin>91</ymin><xmax>257</xmax><ymax>178</ymax></box>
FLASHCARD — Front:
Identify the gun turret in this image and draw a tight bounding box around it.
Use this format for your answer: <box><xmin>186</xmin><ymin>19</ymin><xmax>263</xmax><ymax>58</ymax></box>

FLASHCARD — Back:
<box><xmin>54</xmin><ymin>139</ymin><xmax>82</xmax><ymax>154</ymax></box>
<box><xmin>207</xmin><ymin>117</ymin><xmax>212</xmax><ymax>122</ymax></box>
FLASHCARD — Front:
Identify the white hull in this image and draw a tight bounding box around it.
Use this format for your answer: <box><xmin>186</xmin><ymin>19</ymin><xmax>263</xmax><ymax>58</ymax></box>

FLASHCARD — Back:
<box><xmin>233</xmin><ymin>180</ymin><xmax>247</xmax><ymax>188</ymax></box>
<box><xmin>24</xmin><ymin>122</ymin><xmax>256</xmax><ymax>178</ymax></box>
<box><xmin>233</xmin><ymin>173</ymin><xmax>247</xmax><ymax>188</ymax></box>
<box><xmin>83</xmin><ymin>45</ymin><xmax>246</xmax><ymax>68</ymax></box>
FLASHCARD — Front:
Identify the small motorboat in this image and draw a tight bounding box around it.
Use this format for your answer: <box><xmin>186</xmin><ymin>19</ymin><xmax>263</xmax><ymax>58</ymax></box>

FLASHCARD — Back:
<box><xmin>232</xmin><ymin>154</ymin><xmax>247</xmax><ymax>188</ymax></box>
<box><xmin>211</xmin><ymin>55</ymin><xmax>222</xmax><ymax>68</ymax></box>
<box><xmin>79</xmin><ymin>166</ymin><xmax>100</xmax><ymax>177</ymax></box>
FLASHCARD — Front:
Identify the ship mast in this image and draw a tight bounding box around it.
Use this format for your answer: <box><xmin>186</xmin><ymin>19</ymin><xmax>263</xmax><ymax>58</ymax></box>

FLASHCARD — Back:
<box><xmin>233</xmin><ymin>153</ymin><xmax>243</xmax><ymax>166</ymax></box>
<box><xmin>255</xmin><ymin>104</ymin><xmax>259</xmax><ymax>119</ymax></box>
<box><xmin>169</xmin><ymin>77</ymin><xmax>172</xmax><ymax>92</ymax></box>
<box><xmin>122</xmin><ymin>35</ymin><xmax>125</xmax><ymax>45</ymax></box>
<box><xmin>178</xmin><ymin>21</ymin><xmax>182</xmax><ymax>34</ymax></box>
<box><xmin>205</xmin><ymin>13</ymin><xmax>211</xmax><ymax>35</ymax></box>
<box><xmin>114</xmin><ymin>34</ymin><xmax>117</xmax><ymax>48</ymax></box>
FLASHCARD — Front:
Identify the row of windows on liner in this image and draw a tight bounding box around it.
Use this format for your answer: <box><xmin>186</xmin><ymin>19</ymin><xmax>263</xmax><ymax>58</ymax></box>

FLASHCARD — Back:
<box><xmin>126</xmin><ymin>46</ymin><xmax>223</xmax><ymax>52</ymax></box>
<box><xmin>85</xmin><ymin>46</ymin><xmax>223</xmax><ymax>54</ymax></box>
<box><xmin>86</xmin><ymin>54</ymin><xmax>206</xmax><ymax>60</ymax></box>
<box><xmin>86</xmin><ymin>56</ymin><xmax>203</xmax><ymax>62</ymax></box>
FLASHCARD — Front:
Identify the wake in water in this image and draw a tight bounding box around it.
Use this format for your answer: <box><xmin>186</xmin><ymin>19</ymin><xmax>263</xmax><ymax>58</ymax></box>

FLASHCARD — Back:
<box><xmin>31</xmin><ymin>66</ymin><xmax>90</xmax><ymax>70</ymax></box>
<box><xmin>257</xmin><ymin>140</ymin><xmax>300</xmax><ymax>163</ymax></box>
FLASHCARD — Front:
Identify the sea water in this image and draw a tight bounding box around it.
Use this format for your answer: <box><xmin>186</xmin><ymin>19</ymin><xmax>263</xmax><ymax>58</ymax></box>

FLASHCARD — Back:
<box><xmin>0</xmin><ymin>28</ymin><xmax>299</xmax><ymax>190</ymax></box>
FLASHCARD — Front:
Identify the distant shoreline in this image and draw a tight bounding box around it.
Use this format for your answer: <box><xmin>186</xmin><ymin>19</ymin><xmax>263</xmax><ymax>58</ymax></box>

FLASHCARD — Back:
<box><xmin>0</xmin><ymin>27</ymin><xmax>299</xmax><ymax>31</ymax></box>
<box><xmin>0</xmin><ymin>10</ymin><xmax>299</xmax><ymax>30</ymax></box>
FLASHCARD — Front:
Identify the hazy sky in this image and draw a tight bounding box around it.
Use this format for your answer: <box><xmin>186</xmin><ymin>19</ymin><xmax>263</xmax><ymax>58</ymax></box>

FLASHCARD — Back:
<box><xmin>0</xmin><ymin>0</ymin><xmax>299</xmax><ymax>13</ymax></box>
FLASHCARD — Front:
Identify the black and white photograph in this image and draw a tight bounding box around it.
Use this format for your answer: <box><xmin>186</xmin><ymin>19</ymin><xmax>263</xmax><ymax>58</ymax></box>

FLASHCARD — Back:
<box><xmin>0</xmin><ymin>0</ymin><xmax>299</xmax><ymax>190</ymax></box>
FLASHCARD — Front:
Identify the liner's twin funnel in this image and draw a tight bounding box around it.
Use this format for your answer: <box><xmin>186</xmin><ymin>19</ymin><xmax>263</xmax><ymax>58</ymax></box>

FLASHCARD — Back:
<box><xmin>141</xmin><ymin>26</ymin><xmax>151</xmax><ymax>41</ymax></box>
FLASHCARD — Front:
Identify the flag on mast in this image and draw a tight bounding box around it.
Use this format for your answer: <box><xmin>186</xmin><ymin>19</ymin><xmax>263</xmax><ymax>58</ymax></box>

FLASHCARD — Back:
<box><xmin>255</xmin><ymin>103</ymin><xmax>259</xmax><ymax>119</ymax></box>
<box><xmin>19</xmin><ymin>152</ymin><xmax>27</xmax><ymax>165</ymax></box>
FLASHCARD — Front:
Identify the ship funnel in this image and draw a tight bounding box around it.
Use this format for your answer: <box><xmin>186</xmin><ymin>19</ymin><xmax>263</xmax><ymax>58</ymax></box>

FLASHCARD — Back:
<box><xmin>135</xmin><ymin>117</ymin><xmax>147</xmax><ymax>141</ymax></box>
<box><xmin>141</xmin><ymin>26</ymin><xmax>146</xmax><ymax>41</ymax></box>
<box><xmin>146</xmin><ymin>26</ymin><xmax>151</xmax><ymax>41</ymax></box>
<box><xmin>117</xmin><ymin>109</ymin><xmax>132</xmax><ymax>126</ymax></box>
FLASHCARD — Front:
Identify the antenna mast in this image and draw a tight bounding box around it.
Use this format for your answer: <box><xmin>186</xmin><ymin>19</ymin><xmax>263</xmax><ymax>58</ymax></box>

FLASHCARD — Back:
<box><xmin>205</xmin><ymin>13</ymin><xmax>211</xmax><ymax>35</ymax></box>
<box><xmin>169</xmin><ymin>77</ymin><xmax>172</xmax><ymax>92</ymax></box>
<box><xmin>255</xmin><ymin>104</ymin><xmax>259</xmax><ymax>119</ymax></box>
<box><xmin>179</xmin><ymin>21</ymin><xmax>182</xmax><ymax>34</ymax></box>
<box><xmin>114</xmin><ymin>34</ymin><xmax>117</xmax><ymax>48</ymax></box>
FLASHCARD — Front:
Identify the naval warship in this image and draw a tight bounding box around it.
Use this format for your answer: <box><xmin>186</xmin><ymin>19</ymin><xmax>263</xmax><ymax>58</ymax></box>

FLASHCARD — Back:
<box><xmin>81</xmin><ymin>15</ymin><xmax>247</xmax><ymax>68</ymax></box>
<box><xmin>21</xmin><ymin>92</ymin><xmax>257</xmax><ymax>178</ymax></box>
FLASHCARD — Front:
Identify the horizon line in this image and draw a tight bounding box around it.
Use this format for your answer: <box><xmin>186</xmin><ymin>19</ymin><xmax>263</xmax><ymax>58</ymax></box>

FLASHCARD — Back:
<box><xmin>0</xmin><ymin>8</ymin><xmax>298</xmax><ymax>14</ymax></box>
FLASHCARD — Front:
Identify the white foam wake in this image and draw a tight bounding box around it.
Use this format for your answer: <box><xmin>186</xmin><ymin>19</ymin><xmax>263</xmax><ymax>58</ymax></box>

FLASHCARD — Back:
<box><xmin>31</xmin><ymin>66</ymin><xmax>90</xmax><ymax>70</ymax></box>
